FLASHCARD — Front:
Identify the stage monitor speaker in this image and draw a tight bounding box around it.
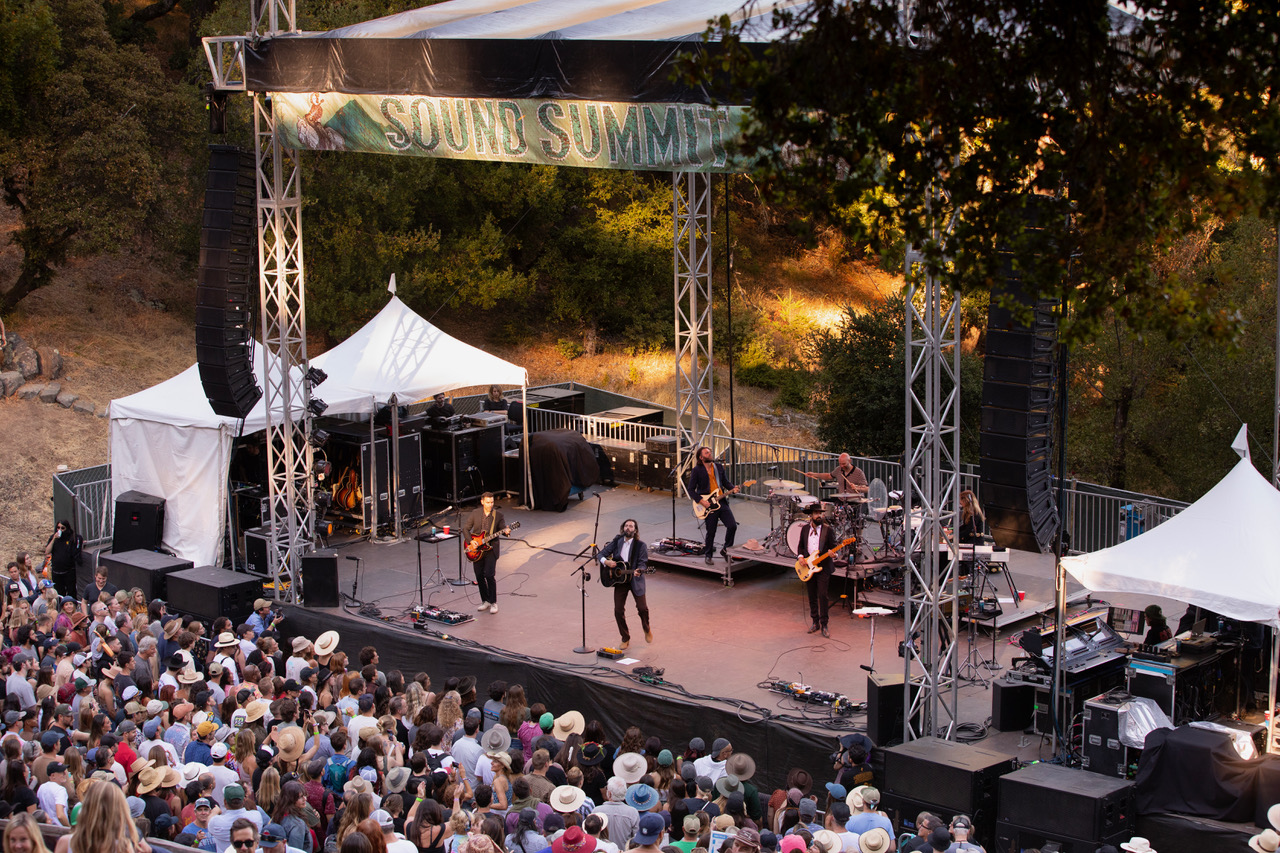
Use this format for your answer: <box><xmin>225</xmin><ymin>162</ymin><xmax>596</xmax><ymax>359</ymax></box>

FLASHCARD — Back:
<box><xmin>113</xmin><ymin>490</ymin><xmax>165</xmax><ymax>554</ymax></box>
<box><xmin>302</xmin><ymin>549</ymin><xmax>339</xmax><ymax>608</ymax></box>
<box><xmin>866</xmin><ymin>672</ymin><xmax>920</xmax><ymax>746</ymax></box>
<box><xmin>879</xmin><ymin>737</ymin><xmax>1018</xmax><ymax>818</ymax></box>
<box><xmin>166</xmin><ymin>565</ymin><xmax>263</xmax><ymax>625</ymax></box>
<box><xmin>991</xmin><ymin>678</ymin><xmax>1036</xmax><ymax>732</ymax></box>
<box><xmin>197</xmin><ymin>144</ymin><xmax>261</xmax><ymax>418</ymax></box>
<box><xmin>998</xmin><ymin>762</ymin><xmax>1135</xmax><ymax>843</ymax></box>
<box><xmin>97</xmin><ymin>549</ymin><xmax>193</xmax><ymax>601</ymax></box>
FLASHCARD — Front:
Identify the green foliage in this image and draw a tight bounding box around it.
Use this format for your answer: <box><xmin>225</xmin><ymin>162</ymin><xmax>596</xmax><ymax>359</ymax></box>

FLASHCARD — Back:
<box><xmin>556</xmin><ymin>338</ymin><xmax>585</xmax><ymax>360</ymax></box>
<box><xmin>688</xmin><ymin>0</ymin><xmax>1280</xmax><ymax>343</ymax></box>
<box><xmin>1</xmin><ymin>0</ymin><xmax>201</xmax><ymax>313</ymax></box>
<box><xmin>810</xmin><ymin>295</ymin><xmax>983</xmax><ymax>460</ymax></box>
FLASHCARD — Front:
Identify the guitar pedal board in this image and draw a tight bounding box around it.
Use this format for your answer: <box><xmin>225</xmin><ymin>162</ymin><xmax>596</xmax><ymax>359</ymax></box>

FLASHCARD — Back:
<box><xmin>766</xmin><ymin>680</ymin><xmax>861</xmax><ymax>714</ymax></box>
<box><xmin>1129</xmin><ymin>644</ymin><xmax>1173</xmax><ymax>663</ymax></box>
<box><xmin>411</xmin><ymin>605</ymin><xmax>473</xmax><ymax>626</ymax></box>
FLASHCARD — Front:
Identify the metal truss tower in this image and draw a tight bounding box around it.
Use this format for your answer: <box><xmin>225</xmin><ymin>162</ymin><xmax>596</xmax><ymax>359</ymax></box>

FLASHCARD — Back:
<box><xmin>901</xmin><ymin>215</ymin><xmax>963</xmax><ymax>740</ymax></box>
<box><xmin>674</xmin><ymin>172</ymin><xmax>716</xmax><ymax>464</ymax></box>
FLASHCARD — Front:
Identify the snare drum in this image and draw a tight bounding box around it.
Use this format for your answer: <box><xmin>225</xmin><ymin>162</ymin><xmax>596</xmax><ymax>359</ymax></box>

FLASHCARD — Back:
<box><xmin>793</xmin><ymin>494</ymin><xmax>819</xmax><ymax>509</ymax></box>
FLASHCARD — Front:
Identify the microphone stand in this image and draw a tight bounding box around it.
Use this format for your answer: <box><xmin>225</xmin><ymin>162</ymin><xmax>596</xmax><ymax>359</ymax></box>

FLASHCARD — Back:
<box><xmin>572</xmin><ymin>494</ymin><xmax>604</xmax><ymax>655</ymax></box>
<box><xmin>449</xmin><ymin>504</ymin><xmax>470</xmax><ymax>587</ymax></box>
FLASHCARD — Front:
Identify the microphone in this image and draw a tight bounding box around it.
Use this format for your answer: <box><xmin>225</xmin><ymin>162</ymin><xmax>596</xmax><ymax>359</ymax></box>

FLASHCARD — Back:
<box><xmin>859</xmin><ymin>664</ymin><xmax>874</xmax><ymax>673</ymax></box>
<box><xmin>344</xmin><ymin>555</ymin><xmax>359</xmax><ymax>561</ymax></box>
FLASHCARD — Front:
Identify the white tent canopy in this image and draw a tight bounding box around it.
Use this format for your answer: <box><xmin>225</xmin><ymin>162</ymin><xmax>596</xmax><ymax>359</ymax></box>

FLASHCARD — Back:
<box><xmin>109</xmin><ymin>297</ymin><xmax>528</xmax><ymax>566</ymax></box>
<box><xmin>310</xmin><ymin>295</ymin><xmax>526</xmax><ymax>413</ymax></box>
<box><xmin>1061</xmin><ymin>456</ymin><xmax>1280</xmax><ymax>629</ymax></box>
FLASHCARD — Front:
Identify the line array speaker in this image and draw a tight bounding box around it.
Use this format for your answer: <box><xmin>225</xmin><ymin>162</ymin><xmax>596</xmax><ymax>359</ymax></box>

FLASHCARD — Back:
<box><xmin>979</xmin><ymin>205</ymin><xmax>1062</xmax><ymax>553</ymax></box>
<box><xmin>196</xmin><ymin>144</ymin><xmax>262</xmax><ymax>418</ymax></box>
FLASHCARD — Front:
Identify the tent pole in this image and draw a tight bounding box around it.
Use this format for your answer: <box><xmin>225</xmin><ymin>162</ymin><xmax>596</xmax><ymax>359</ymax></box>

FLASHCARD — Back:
<box><xmin>368</xmin><ymin>395</ymin><xmax>378</xmax><ymax>541</ymax></box>
<box><xmin>1270</xmin><ymin>624</ymin><xmax>1278</xmax><ymax>754</ymax></box>
<box><xmin>391</xmin><ymin>393</ymin><xmax>402</xmax><ymax>542</ymax></box>
<box><xmin>522</xmin><ymin>383</ymin><xmax>533</xmax><ymax>509</ymax></box>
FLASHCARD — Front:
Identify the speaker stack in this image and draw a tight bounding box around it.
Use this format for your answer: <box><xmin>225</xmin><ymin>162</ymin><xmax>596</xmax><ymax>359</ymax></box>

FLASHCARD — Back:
<box><xmin>196</xmin><ymin>145</ymin><xmax>262</xmax><ymax>418</ymax></box>
<box><xmin>996</xmin><ymin>763</ymin><xmax>1135</xmax><ymax>851</ymax></box>
<box><xmin>113</xmin><ymin>491</ymin><xmax>166</xmax><ymax>554</ymax></box>
<box><xmin>979</xmin><ymin>212</ymin><xmax>1062</xmax><ymax>554</ymax></box>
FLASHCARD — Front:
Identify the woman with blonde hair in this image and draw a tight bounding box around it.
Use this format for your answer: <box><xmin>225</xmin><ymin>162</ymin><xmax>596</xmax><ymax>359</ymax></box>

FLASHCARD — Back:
<box><xmin>256</xmin><ymin>766</ymin><xmax>282</xmax><ymax>819</ymax></box>
<box><xmin>127</xmin><ymin>588</ymin><xmax>148</xmax><ymax>619</ymax></box>
<box><xmin>5</xmin><ymin>812</ymin><xmax>52</xmax><ymax>853</ymax></box>
<box><xmin>436</xmin><ymin>691</ymin><xmax>463</xmax><ymax>742</ymax></box>
<box><xmin>58</xmin><ymin>780</ymin><xmax>150</xmax><ymax>853</ymax></box>
<box><xmin>958</xmin><ymin>490</ymin><xmax>985</xmax><ymax>545</ymax></box>
<box><xmin>329</xmin><ymin>792</ymin><xmax>374</xmax><ymax>852</ymax></box>
<box><xmin>404</xmin><ymin>682</ymin><xmax>430</xmax><ymax>731</ymax></box>
<box><xmin>234</xmin><ymin>729</ymin><xmax>258</xmax><ymax>791</ymax></box>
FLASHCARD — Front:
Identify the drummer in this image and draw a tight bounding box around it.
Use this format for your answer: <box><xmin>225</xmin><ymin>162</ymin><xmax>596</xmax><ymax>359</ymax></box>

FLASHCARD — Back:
<box><xmin>813</xmin><ymin>453</ymin><xmax>868</xmax><ymax>498</ymax></box>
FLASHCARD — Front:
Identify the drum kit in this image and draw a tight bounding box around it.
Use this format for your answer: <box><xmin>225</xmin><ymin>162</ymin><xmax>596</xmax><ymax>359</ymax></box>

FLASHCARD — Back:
<box><xmin>758</xmin><ymin>471</ymin><xmax>873</xmax><ymax>561</ymax></box>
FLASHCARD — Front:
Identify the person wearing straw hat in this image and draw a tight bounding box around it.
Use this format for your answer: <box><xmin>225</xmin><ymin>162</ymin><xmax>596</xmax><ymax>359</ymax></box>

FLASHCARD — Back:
<box><xmin>858</xmin><ymin>828</ymin><xmax>891</xmax><ymax>853</ymax></box>
<box><xmin>552</xmin><ymin>711</ymin><xmax>585</xmax><ymax>741</ymax></box>
<box><xmin>285</xmin><ymin>637</ymin><xmax>311</xmax><ymax>682</ymax></box>
<box><xmin>613</xmin><ymin>753</ymin><xmax>647</xmax><ymax>787</ymax></box>
<box><xmin>213</xmin><ymin>631</ymin><xmax>242</xmax><ymax>686</ymax></box>
<box><xmin>550</xmin><ymin>785</ymin><xmax>588</xmax><ymax>817</ymax></box>
<box><xmin>725</xmin><ymin>753</ymin><xmax>761</xmax><ymax>823</ymax></box>
<box><xmin>137</xmin><ymin>765</ymin><xmax>171</xmax><ymax>826</ymax></box>
<box><xmin>1251</xmin><ymin>829</ymin><xmax>1280</xmax><ymax>853</ymax></box>
<box><xmin>1119</xmin><ymin>840</ymin><xmax>1155</xmax><ymax>853</ymax></box>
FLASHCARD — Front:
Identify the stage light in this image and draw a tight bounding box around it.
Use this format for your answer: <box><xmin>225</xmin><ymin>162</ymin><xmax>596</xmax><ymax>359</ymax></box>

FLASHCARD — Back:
<box><xmin>309</xmin><ymin>428</ymin><xmax>329</xmax><ymax>448</ymax></box>
<box><xmin>313</xmin><ymin>459</ymin><xmax>332</xmax><ymax>480</ymax></box>
<box><xmin>305</xmin><ymin>366</ymin><xmax>328</xmax><ymax>387</ymax></box>
<box><xmin>307</xmin><ymin>397</ymin><xmax>328</xmax><ymax>417</ymax></box>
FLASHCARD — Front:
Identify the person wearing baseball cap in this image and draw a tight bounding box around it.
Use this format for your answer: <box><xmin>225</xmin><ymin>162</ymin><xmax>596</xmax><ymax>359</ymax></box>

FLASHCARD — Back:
<box><xmin>248</xmin><ymin>599</ymin><xmax>280</xmax><ymax>638</ymax></box>
<box><xmin>209</xmin><ymin>784</ymin><xmax>263</xmax><ymax>850</ymax></box>
<box><xmin>37</xmin><ymin>761</ymin><xmax>70</xmax><ymax>826</ymax></box>
<box><xmin>732</xmin><ymin>828</ymin><xmax>762</xmax><ymax>853</ymax></box>
<box><xmin>185</xmin><ymin>719</ymin><xmax>218</xmax><ymax>764</ymax></box>
<box><xmin>183</xmin><ymin>797</ymin><xmax>217</xmax><ymax>846</ymax></box>
<box><xmin>632</xmin><ymin>813</ymin><xmax>666</xmax><ymax>852</ymax></box>
<box><xmin>846</xmin><ymin>786</ymin><xmax>893</xmax><ymax>839</ymax></box>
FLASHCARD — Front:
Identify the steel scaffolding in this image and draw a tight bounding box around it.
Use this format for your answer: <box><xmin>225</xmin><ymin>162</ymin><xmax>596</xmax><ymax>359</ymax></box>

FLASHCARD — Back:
<box><xmin>901</xmin><ymin>219</ymin><xmax>962</xmax><ymax>740</ymax></box>
<box><xmin>674</xmin><ymin>172</ymin><xmax>716</xmax><ymax>464</ymax></box>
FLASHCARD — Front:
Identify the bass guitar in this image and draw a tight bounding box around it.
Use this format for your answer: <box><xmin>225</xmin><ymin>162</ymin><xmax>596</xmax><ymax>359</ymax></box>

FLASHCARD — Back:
<box><xmin>691</xmin><ymin>480</ymin><xmax>757</xmax><ymax>520</ymax></box>
<box><xmin>794</xmin><ymin>537</ymin><xmax>857</xmax><ymax>582</ymax></box>
<box><xmin>464</xmin><ymin>521</ymin><xmax>521</xmax><ymax>563</ymax></box>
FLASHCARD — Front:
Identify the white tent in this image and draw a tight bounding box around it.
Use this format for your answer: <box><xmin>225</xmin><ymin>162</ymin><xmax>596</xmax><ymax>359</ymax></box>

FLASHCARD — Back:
<box><xmin>310</xmin><ymin>295</ymin><xmax>526</xmax><ymax>412</ymax></box>
<box><xmin>1061</xmin><ymin>456</ymin><xmax>1280</xmax><ymax>628</ymax></box>
<box><xmin>109</xmin><ymin>297</ymin><xmax>529</xmax><ymax>566</ymax></box>
<box><xmin>109</xmin><ymin>349</ymin><xmax>304</xmax><ymax>568</ymax></box>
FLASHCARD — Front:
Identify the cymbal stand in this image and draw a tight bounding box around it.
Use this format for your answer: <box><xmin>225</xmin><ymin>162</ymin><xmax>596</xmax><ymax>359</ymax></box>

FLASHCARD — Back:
<box><xmin>957</xmin><ymin>578</ymin><xmax>994</xmax><ymax>687</ymax></box>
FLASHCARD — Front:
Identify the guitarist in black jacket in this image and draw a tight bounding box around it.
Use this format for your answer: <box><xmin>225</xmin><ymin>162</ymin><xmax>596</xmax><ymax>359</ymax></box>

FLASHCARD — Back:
<box><xmin>597</xmin><ymin>519</ymin><xmax>651</xmax><ymax>650</ymax></box>
<box><xmin>463</xmin><ymin>492</ymin><xmax>510</xmax><ymax>614</ymax></box>
<box><xmin>797</xmin><ymin>503</ymin><xmax>838</xmax><ymax>637</ymax></box>
<box><xmin>688</xmin><ymin>446</ymin><xmax>740</xmax><ymax>566</ymax></box>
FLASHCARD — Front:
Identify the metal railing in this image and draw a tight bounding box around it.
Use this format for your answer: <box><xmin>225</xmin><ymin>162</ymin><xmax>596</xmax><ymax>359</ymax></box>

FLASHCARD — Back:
<box><xmin>1061</xmin><ymin>481</ymin><xmax>1188</xmax><ymax>554</ymax></box>
<box><xmin>52</xmin><ymin>465</ymin><xmax>113</xmax><ymax>546</ymax></box>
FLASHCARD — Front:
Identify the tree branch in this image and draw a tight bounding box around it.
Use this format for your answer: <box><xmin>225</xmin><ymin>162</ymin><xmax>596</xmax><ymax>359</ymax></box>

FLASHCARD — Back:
<box><xmin>130</xmin><ymin>0</ymin><xmax>180</xmax><ymax>24</ymax></box>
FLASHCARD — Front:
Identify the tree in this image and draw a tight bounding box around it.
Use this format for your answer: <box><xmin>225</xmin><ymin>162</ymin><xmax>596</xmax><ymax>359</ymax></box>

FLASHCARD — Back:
<box><xmin>0</xmin><ymin>0</ymin><xmax>200</xmax><ymax>314</ymax></box>
<box><xmin>691</xmin><ymin>0</ymin><xmax>1280</xmax><ymax>343</ymax></box>
<box><xmin>810</xmin><ymin>294</ymin><xmax>984</xmax><ymax>460</ymax></box>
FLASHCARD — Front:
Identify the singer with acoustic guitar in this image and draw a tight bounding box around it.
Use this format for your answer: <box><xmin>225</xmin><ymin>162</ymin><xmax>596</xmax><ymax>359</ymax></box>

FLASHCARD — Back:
<box><xmin>463</xmin><ymin>492</ymin><xmax>510</xmax><ymax>614</ymax></box>
<box><xmin>597</xmin><ymin>519</ymin><xmax>653</xmax><ymax>650</ymax></box>
<box><xmin>797</xmin><ymin>503</ymin><xmax>839</xmax><ymax>637</ymax></box>
<box><xmin>688</xmin><ymin>445</ymin><xmax>742</xmax><ymax>566</ymax></box>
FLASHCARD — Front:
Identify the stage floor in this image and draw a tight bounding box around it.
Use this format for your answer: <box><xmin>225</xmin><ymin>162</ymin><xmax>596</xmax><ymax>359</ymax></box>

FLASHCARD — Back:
<box><xmin>310</xmin><ymin>484</ymin><xmax>1196</xmax><ymax>758</ymax></box>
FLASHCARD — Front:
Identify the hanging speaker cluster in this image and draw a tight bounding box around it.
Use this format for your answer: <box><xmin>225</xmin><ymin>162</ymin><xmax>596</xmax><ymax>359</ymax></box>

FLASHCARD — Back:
<box><xmin>196</xmin><ymin>144</ymin><xmax>262</xmax><ymax>418</ymax></box>
<box><xmin>979</xmin><ymin>220</ymin><xmax>1062</xmax><ymax>554</ymax></box>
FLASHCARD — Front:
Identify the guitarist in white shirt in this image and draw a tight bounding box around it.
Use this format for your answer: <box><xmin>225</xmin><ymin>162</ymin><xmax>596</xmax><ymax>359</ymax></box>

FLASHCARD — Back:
<box><xmin>797</xmin><ymin>504</ymin><xmax>838</xmax><ymax>637</ymax></box>
<box><xmin>463</xmin><ymin>492</ymin><xmax>510</xmax><ymax>614</ymax></box>
<box><xmin>597</xmin><ymin>519</ymin><xmax>651</xmax><ymax>651</ymax></box>
<box><xmin>688</xmin><ymin>446</ymin><xmax>741</xmax><ymax>566</ymax></box>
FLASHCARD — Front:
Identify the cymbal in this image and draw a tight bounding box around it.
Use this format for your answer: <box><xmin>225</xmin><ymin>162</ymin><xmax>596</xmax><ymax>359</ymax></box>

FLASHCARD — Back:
<box><xmin>762</xmin><ymin>479</ymin><xmax>787</xmax><ymax>488</ymax></box>
<box><xmin>775</xmin><ymin>488</ymin><xmax>809</xmax><ymax>496</ymax></box>
<box><xmin>833</xmin><ymin>492</ymin><xmax>864</xmax><ymax>500</ymax></box>
<box><xmin>776</xmin><ymin>479</ymin><xmax>803</xmax><ymax>490</ymax></box>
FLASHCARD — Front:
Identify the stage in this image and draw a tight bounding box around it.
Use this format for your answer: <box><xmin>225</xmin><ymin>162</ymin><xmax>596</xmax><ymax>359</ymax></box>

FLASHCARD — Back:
<box><xmin>276</xmin><ymin>484</ymin><xmax>1202</xmax><ymax>777</ymax></box>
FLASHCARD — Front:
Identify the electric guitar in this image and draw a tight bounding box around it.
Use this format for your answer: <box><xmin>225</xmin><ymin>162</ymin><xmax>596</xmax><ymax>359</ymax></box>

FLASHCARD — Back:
<box><xmin>692</xmin><ymin>480</ymin><xmax>757</xmax><ymax>520</ymax></box>
<box><xmin>794</xmin><ymin>536</ymin><xmax>857</xmax><ymax>582</ymax></box>
<box><xmin>464</xmin><ymin>521</ymin><xmax>520</xmax><ymax>563</ymax></box>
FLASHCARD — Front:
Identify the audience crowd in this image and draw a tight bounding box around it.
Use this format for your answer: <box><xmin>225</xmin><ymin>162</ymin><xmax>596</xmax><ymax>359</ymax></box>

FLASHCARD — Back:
<box><xmin>0</xmin><ymin>560</ymin><xmax>1164</xmax><ymax>853</ymax></box>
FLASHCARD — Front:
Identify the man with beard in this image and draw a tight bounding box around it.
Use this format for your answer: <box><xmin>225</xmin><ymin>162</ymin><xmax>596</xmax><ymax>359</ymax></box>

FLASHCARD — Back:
<box><xmin>597</xmin><ymin>519</ymin><xmax>652</xmax><ymax>650</ymax></box>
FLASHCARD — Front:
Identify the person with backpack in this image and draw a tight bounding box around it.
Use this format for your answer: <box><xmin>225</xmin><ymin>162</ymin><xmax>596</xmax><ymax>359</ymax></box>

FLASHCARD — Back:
<box><xmin>324</xmin><ymin>729</ymin><xmax>355</xmax><ymax>795</ymax></box>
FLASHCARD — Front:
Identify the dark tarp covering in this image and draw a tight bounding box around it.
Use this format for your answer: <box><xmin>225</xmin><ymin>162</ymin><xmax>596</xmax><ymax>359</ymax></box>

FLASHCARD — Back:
<box><xmin>244</xmin><ymin>37</ymin><xmax>760</xmax><ymax>102</ymax></box>
<box><xmin>1134</xmin><ymin>725</ymin><xmax>1261</xmax><ymax>822</ymax></box>
<box><xmin>525</xmin><ymin>428</ymin><xmax>600</xmax><ymax>512</ymax></box>
<box><xmin>282</xmin><ymin>604</ymin><xmax>835</xmax><ymax>793</ymax></box>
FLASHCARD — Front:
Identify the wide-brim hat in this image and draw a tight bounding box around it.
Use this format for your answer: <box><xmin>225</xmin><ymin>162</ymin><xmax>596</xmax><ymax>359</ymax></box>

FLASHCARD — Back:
<box><xmin>178</xmin><ymin>668</ymin><xmax>201</xmax><ymax>685</ymax></box>
<box><xmin>166</xmin><ymin>652</ymin><xmax>185</xmax><ymax>670</ymax></box>
<box><xmin>291</xmin><ymin>636</ymin><xmax>311</xmax><ymax>654</ymax></box>
<box><xmin>215</xmin><ymin>631</ymin><xmax>238</xmax><ymax>648</ymax></box>
<box><xmin>314</xmin><ymin>631</ymin><xmax>339</xmax><ymax>657</ymax></box>
<box><xmin>552</xmin><ymin>826</ymin><xmax>596</xmax><ymax>853</ymax></box>
<box><xmin>716</xmin><ymin>774</ymin><xmax>744</xmax><ymax>798</ymax></box>
<box><xmin>386</xmin><ymin>766</ymin><xmax>411</xmax><ymax>794</ymax></box>
<box><xmin>726</xmin><ymin>753</ymin><xmax>756</xmax><ymax>781</ymax></box>
<box><xmin>136</xmin><ymin>767</ymin><xmax>164</xmax><ymax>794</ymax></box>
<box><xmin>244</xmin><ymin>700</ymin><xmax>269</xmax><ymax>723</ymax></box>
<box><xmin>344</xmin><ymin>778</ymin><xmax>372</xmax><ymax>797</ymax></box>
<box><xmin>163</xmin><ymin>619</ymin><xmax>183</xmax><ymax>639</ymax></box>
<box><xmin>457</xmin><ymin>675</ymin><xmax>477</xmax><ymax>698</ymax></box>
<box><xmin>1120</xmin><ymin>840</ymin><xmax>1156</xmax><ymax>853</ymax></box>
<box><xmin>802</xmin><ymin>503</ymin><xmax>825</xmax><ymax>515</ymax></box>
<box><xmin>481</xmin><ymin>725</ymin><xmax>512</xmax><ymax>753</ymax></box>
<box><xmin>277</xmin><ymin>726</ymin><xmax>305</xmax><ymax>762</ymax></box>
<box><xmin>812</xmin><ymin>830</ymin><xmax>841</xmax><ymax>853</ymax></box>
<box><xmin>549</xmin><ymin>785</ymin><xmax>586</xmax><ymax>814</ymax></box>
<box><xmin>741</xmin><ymin>539</ymin><xmax>767</xmax><ymax>553</ymax></box>
<box><xmin>1251</xmin><ymin>830</ymin><xmax>1280</xmax><ymax>853</ymax></box>
<box><xmin>613</xmin><ymin>752</ymin><xmax>647</xmax><ymax>784</ymax></box>
<box><xmin>161</xmin><ymin>766</ymin><xmax>183</xmax><ymax>788</ymax></box>
<box><xmin>858</xmin><ymin>828</ymin><xmax>891</xmax><ymax>853</ymax></box>
<box><xmin>624</xmin><ymin>783</ymin><xmax>658</xmax><ymax>811</ymax></box>
<box><xmin>1270</xmin><ymin>804</ymin><xmax>1280</xmax><ymax>832</ymax></box>
<box><xmin>487</xmin><ymin>750</ymin><xmax>512</xmax><ymax>770</ymax></box>
<box><xmin>553</xmin><ymin>710</ymin><xmax>585</xmax><ymax>738</ymax></box>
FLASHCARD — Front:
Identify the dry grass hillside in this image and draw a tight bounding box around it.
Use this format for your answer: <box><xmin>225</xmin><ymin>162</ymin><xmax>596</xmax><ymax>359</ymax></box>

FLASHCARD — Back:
<box><xmin>0</xmin><ymin>201</ymin><xmax>896</xmax><ymax>562</ymax></box>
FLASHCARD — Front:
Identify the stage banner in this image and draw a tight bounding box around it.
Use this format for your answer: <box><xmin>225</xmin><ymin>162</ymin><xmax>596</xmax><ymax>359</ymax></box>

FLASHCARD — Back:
<box><xmin>273</xmin><ymin>92</ymin><xmax>746</xmax><ymax>173</ymax></box>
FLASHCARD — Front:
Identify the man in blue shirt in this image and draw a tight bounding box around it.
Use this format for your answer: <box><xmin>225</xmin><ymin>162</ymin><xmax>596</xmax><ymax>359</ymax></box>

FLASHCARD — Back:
<box><xmin>847</xmin><ymin>786</ymin><xmax>895</xmax><ymax>839</ymax></box>
<box><xmin>246</xmin><ymin>598</ymin><xmax>279</xmax><ymax>638</ymax></box>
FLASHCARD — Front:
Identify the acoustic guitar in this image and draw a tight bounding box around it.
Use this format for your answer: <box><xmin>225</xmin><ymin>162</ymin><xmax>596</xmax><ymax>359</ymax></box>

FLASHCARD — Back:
<box><xmin>794</xmin><ymin>536</ymin><xmax>857</xmax><ymax>582</ymax></box>
<box><xmin>464</xmin><ymin>521</ymin><xmax>521</xmax><ymax>563</ymax></box>
<box><xmin>334</xmin><ymin>468</ymin><xmax>361</xmax><ymax>511</ymax></box>
<box><xmin>601</xmin><ymin>562</ymin><xmax>657</xmax><ymax>587</ymax></box>
<box><xmin>691</xmin><ymin>480</ymin><xmax>757</xmax><ymax>520</ymax></box>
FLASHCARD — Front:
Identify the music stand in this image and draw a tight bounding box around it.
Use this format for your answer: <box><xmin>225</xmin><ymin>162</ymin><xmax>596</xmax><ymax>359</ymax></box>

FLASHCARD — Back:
<box><xmin>414</xmin><ymin>530</ymin><xmax>457</xmax><ymax>603</ymax></box>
